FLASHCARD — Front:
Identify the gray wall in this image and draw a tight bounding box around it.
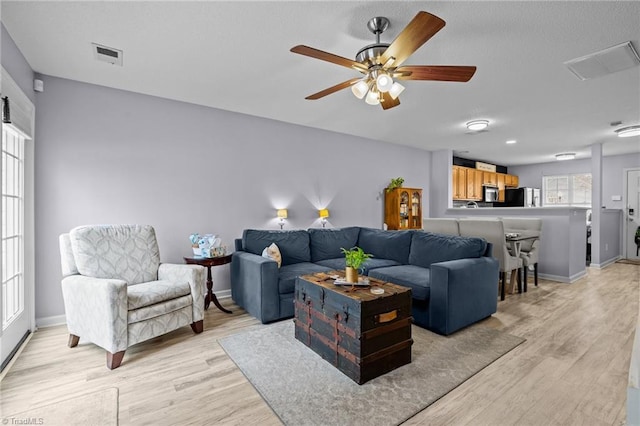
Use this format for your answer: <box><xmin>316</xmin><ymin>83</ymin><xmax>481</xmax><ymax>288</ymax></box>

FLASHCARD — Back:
<box><xmin>1</xmin><ymin>22</ymin><xmax>35</xmax><ymax>103</ymax></box>
<box><xmin>599</xmin><ymin>209</ymin><xmax>622</xmax><ymax>266</ymax></box>
<box><xmin>510</xmin><ymin>154</ymin><xmax>640</xmax><ymax>209</ymax></box>
<box><xmin>34</xmin><ymin>75</ymin><xmax>431</xmax><ymax>321</ymax></box>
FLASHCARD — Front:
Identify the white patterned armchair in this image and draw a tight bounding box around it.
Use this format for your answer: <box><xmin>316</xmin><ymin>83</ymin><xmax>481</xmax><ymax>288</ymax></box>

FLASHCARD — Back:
<box><xmin>59</xmin><ymin>224</ymin><xmax>205</xmax><ymax>369</ymax></box>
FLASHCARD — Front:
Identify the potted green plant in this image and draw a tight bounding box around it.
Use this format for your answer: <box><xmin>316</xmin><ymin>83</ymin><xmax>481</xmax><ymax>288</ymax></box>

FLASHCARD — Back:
<box><xmin>386</xmin><ymin>177</ymin><xmax>404</xmax><ymax>192</ymax></box>
<box><xmin>340</xmin><ymin>247</ymin><xmax>373</xmax><ymax>284</ymax></box>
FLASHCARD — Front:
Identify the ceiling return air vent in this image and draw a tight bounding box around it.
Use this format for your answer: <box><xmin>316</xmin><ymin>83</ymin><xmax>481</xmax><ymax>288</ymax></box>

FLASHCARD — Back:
<box><xmin>92</xmin><ymin>42</ymin><xmax>123</xmax><ymax>66</ymax></box>
<box><xmin>564</xmin><ymin>41</ymin><xmax>640</xmax><ymax>80</ymax></box>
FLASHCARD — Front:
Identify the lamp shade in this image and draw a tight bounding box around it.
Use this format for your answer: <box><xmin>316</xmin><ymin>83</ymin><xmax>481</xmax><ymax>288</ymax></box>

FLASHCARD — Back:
<box><xmin>388</xmin><ymin>82</ymin><xmax>405</xmax><ymax>100</ymax></box>
<box><xmin>277</xmin><ymin>209</ymin><xmax>288</xmax><ymax>219</ymax></box>
<box><xmin>319</xmin><ymin>209</ymin><xmax>329</xmax><ymax>219</ymax></box>
<box><xmin>351</xmin><ymin>80</ymin><xmax>369</xmax><ymax>99</ymax></box>
<box><xmin>376</xmin><ymin>73</ymin><xmax>393</xmax><ymax>92</ymax></box>
<box><xmin>365</xmin><ymin>90</ymin><xmax>380</xmax><ymax>105</ymax></box>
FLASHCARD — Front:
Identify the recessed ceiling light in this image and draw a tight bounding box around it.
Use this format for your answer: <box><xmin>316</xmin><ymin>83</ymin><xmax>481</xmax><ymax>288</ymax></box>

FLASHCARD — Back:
<box><xmin>505</xmin><ymin>140</ymin><xmax>517</xmax><ymax>144</ymax></box>
<box><xmin>466</xmin><ymin>120</ymin><xmax>489</xmax><ymax>131</ymax></box>
<box><xmin>556</xmin><ymin>153</ymin><xmax>576</xmax><ymax>161</ymax></box>
<box><xmin>615</xmin><ymin>125</ymin><xmax>640</xmax><ymax>137</ymax></box>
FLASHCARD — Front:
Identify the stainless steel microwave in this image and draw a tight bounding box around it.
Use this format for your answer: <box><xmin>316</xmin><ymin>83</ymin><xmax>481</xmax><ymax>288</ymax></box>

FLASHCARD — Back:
<box><xmin>483</xmin><ymin>186</ymin><xmax>499</xmax><ymax>202</ymax></box>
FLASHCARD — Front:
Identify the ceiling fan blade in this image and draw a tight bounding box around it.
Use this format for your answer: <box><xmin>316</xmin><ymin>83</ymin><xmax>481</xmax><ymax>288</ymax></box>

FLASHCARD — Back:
<box><xmin>395</xmin><ymin>66</ymin><xmax>477</xmax><ymax>82</ymax></box>
<box><xmin>305</xmin><ymin>78</ymin><xmax>361</xmax><ymax>100</ymax></box>
<box><xmin>291</xmin><ymin>45</ymin><xmax>368</xmax><ymax>72</ymax></box>
<box><xmin>380</xmin><ymin>92</ymin><xmax>400</xmax><ymax>110</ymax></box>
<box><xmin>380</xmin><ymin>11</ymin><xmax>446</xmax><ymax>68</ymax></box>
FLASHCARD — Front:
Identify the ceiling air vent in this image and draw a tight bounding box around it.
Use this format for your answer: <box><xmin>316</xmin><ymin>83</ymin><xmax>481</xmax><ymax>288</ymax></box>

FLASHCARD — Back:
<box><xmin>92</xmin><ymin>43</ymin><xmax>123</xmax><ymax>66</ymax></box>
<box><xmin>564</xmin><ymin>41</ymin><xmax>640</xmax><ymax>80</ymax></box>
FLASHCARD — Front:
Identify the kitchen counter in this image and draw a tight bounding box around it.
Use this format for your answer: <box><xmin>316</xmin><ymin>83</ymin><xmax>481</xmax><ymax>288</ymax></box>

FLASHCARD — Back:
<box><xmin>444</xmin><ymin>206</ymin><xmax>588</xmax><ymax>283</ymax></box>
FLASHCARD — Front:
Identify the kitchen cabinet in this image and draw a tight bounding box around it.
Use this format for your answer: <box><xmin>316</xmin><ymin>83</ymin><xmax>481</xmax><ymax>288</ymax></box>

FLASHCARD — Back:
<box><xmin>505</xmin><ymin>174</ymin><xmax>519</xmax><ymax>188</ymax></box>
<box><xmin>497</xmin><ymin>173</ymin><xmax>506</xmax><ymax>202</ymax></box>
<box><xmin>466</xmin><ymin>168</ymin><xmax>483</xmax><ymax>201</ymax></box>
<box><xmin>483</xmin><ymin>172</ymin><xmax>498</xmax><ymax>186</ymax></box>
<box><xmin>385</xmin><ymin>187</ymin><xmax>422</xmax><ymax>230</ymax></box>
<box><xmin>453</xmin><ymin>166</ymin><xmax>467</xmax><ymax>200</ymax></box>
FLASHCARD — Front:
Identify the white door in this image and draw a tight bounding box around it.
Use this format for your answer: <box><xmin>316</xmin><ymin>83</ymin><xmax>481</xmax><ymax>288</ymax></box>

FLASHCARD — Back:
<box><xmin>625</xmin><ymin>169</ymin><xmax>640</xmax><ymax>260</ymax></box>
<box><xmin>1</xmin><ymin>125</ymin><xmax>30</xmax><ymax>369</ymax></box>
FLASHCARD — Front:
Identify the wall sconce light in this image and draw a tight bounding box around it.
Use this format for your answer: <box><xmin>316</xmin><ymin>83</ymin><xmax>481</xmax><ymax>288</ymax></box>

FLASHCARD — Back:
<box><xmin>277</xmin><ymin>209</ymin><xmax>288</xmax><ymax>229</ymax></box>
<box><xmin>319</xmin><ymin>209</ymin><xmax>329</xmax><ymax>228</ymax></box>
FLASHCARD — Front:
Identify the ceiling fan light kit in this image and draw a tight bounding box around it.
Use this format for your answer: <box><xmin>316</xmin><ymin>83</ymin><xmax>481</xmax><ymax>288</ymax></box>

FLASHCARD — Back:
<box><xmin>615</xmin><ymin>125</ymin><xmax>640</xmax><ymax>137</ymax></box>
<box><xmin>290</xmin><ymin>11</ymin><xmax>476</xmax><ymax>110</ymax></box>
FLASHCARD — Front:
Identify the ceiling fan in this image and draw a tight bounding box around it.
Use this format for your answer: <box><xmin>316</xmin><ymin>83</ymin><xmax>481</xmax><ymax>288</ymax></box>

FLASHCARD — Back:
<box><xmin>290</xmin><ymin>11</ymin><xmax>476</xmax><ymax>110</ymax></box>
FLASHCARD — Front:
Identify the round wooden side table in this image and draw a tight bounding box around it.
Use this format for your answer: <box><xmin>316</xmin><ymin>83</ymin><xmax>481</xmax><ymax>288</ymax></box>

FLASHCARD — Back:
<box><xmin>184</xmin><ymin>254</ymin><xmax>233</xmax><ymax>314</ymax></box>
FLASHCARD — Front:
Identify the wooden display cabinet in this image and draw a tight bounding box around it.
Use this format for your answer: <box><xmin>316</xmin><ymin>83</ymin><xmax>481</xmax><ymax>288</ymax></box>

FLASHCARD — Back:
<box><xmin>385</xmin><ymin>187</ymin><xmax>422</xmax><ymax>230</ymax></box>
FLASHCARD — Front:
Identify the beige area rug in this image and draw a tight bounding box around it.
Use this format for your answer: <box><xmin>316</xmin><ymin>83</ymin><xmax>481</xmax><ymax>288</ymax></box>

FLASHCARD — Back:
<box><xmin>219</xmin><ymin>320</ymin><xmax>524</xmax><ymax>426</ymax></box>
<box><xmin>617</xmin><ymin>259</ymin><xmax>640</xmax><ymax>265</ymax></box>
<box><xmin>4</xmin><ymin>387</ymin><xmax>118</xmax><ymax>426</ymax></box>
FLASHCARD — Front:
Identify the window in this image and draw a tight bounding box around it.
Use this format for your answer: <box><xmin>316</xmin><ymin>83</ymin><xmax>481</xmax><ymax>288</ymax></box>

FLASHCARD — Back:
<box><xmin>543</xmin><ymin>173</ymin><xmax>592</xmax><ymax>206</ymax></box>
<box><xmin>2</xmin><ymin>125</ymin><xmax>25</xmax><ymax>329</ymax></box>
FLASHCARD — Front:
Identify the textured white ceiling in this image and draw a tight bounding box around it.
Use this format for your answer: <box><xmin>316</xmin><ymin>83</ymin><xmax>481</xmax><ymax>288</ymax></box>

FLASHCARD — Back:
<box><xmin>3</xmin><ymin>1</ymin><xmax>640</xmax><ymax>166</ymax></box>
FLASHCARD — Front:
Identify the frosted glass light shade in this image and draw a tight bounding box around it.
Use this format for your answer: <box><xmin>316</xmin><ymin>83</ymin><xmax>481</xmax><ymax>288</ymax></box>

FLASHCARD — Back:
<box><xmin>466</xmin><ymin>120</ymin><xmax>489</xmax><ymax>131</ymax></box>
<box><xmin>351</xmin><ymin>80</ymin><xmax>369</xmax><ymax>99</ymax></box>
<box><xmin>376</xmin><ymin>74</ymin><xmax>393</xmax><ymax>92</ymax></box>
<box><xmin>615</xmin><ymin>125</ymin><xmax>640</xmax><ymax>137</ymax></box>
<box><xmin>365</xmin><ymin>90</ymin><xmax>380</xmax><ymax>105</ymax></box>
<box><xmin>388</xmin><ymin>82</ymin><xmax>405</xmax><ymax>100</ymax></box>
<box><xmin>555</xmin><ymin>153</ymin><xmax>576</xmax><ymax>161</ymax></box>
<box><xmin>277</xmin><ymin>209</ymin><xmax>288</xmax><ymax>219</ymax></box>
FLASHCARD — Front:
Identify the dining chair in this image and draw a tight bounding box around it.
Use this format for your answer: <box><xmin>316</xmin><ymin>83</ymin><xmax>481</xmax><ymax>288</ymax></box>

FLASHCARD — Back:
<box><xmin>459</xmin><ymin>219</ymin><xmax>522</xmax><ymax>300</ymax></box>
<box><xmin>422</xmin><ymin>218</ymin><xmax>460</xmax><ymax>235</ymax></box>
<box><xmin>502</xmin><ymin>218</ymin><xmax>542</xmax><ymax>289</ymax></box>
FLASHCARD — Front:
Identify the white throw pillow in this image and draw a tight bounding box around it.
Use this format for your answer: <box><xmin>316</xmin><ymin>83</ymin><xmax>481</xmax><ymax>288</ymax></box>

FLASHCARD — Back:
<box><xmin>262</xmin><ymin>243</ymin><xmax>282</xmax><ymax>268</ymax></box>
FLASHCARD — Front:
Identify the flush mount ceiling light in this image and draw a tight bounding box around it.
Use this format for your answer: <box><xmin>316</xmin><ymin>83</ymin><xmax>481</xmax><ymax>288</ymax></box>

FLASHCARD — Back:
<box><xmin>556</xmin><ymin>153</ymin><xmax>576</xmax><ymax>161</ymax></box>
<box><xmin>505</xmin><ymin>140</ymin><xmax>517</xmax><ymax>144</ymax></box>
<box><xmin>615</xmin><ymin>125</ymin><xmax>640</xmax><ymax>138</ymax></box>
<box><xmin>466</xmin><ymin>120</ymin><xmax>489</xmax><ymax>131</ymax></box>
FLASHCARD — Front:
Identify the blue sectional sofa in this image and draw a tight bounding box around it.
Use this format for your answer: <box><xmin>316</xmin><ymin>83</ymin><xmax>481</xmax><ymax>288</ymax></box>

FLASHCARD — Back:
<box><xmin>230</xmin><ymin>227</ymin><xmax>499</xmax><ymax>335</ymax></box>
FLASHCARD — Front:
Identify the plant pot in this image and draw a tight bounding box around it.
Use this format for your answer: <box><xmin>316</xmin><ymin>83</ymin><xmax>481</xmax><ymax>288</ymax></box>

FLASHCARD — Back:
<box><xmin>345</xmin><ymin>267</ymin><xmax>358</xmax><ymax>284</ymax></box>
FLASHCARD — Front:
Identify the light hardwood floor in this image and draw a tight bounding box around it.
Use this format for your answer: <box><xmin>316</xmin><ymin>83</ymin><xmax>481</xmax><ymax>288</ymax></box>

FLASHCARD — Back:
<box><xmin>1</xmin><ymin>263</ymin><xmax>637</xmax><ymax>425</ymax></box>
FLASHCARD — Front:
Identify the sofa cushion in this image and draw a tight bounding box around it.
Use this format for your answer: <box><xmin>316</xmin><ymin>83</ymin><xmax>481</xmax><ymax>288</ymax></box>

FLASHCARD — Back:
<box><xmin>315</xmin><ymin>257</ymin><xmax>402</xmax><ymax>275</ymax></box>
<box><xmin>368</xmin><ymin>265</ymin><xmax>431</xmax><ymax>301</ymax></box>
<box><xmin>243</xmin><ymin>229</ymin><xmax>310</xmax><ymax>266</ymax></box>
<box><xmin>357</xmin><ymin>228</ymin><xmax>413</xmax><ymax>264</ymax></box>
<box><xmin>308</xmin><ymin>227</ymin><xmax>360</xmax><ymax>262</ymax></box>
<box><xmin>278</xmin><ymin>262</ymin><xmax>333</xmax><ymax>294</ymax></box>
<box><xmin>409</xmin><ymin>232</ymin><xmax>487</xmax><ymax>269</ymax></box>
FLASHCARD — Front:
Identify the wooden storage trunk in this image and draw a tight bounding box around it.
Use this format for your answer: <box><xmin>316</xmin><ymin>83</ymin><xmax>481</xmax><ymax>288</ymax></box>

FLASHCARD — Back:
<box><xmin>294</xmin><ymin>271</ymin><xmax>413</xmax><ymax>384</ymax></box>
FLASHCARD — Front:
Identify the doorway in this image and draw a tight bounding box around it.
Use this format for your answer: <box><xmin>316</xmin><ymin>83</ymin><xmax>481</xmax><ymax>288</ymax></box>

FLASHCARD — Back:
<box><xmin>624</xmin><ymin>168</ymin><xmax>640</xmax><ymax>260</ymax></box>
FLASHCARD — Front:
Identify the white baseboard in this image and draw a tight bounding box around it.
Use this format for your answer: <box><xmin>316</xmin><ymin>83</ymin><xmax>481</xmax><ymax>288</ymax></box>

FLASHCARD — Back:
<box><xmin>590</xmin><ymin>255</ymin><xmax>621</xmax><ymax>269</ymax></box>
<box><xmin>36</xmin><ymin>290</ymin><xmax>232</xmax><ymax>329</ymax></box>
<box><xmin>538</xmin><ymin>270</ymin><xmax>587</xmax><ymax>283</ymax></box>
<box><xmin>36</xmin><ymin>314</ymin><xmax>66</xmax><ymax>328</ymax></box>
<box><xmin>216</xmin><ymin>289</ymin><xmax>231</xmax><ymax>299</ymax></box>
